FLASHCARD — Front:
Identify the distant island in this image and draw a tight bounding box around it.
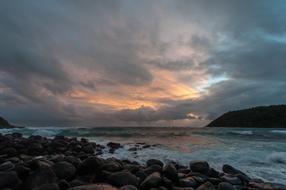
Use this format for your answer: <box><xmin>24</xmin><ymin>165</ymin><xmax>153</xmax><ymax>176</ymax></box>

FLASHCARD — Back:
<box><xmin>207</xmin><ymin>105</ymin><xmax>286</xmax><ymax>128</ymax></box>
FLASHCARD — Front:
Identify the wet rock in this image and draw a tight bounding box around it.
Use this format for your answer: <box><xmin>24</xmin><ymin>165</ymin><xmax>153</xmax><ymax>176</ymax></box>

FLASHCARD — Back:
<box><xmin>208</xmin><ymin>168</ymin><xmax>220</xmax><ymax>178</ymax></box>
<box><xmin>147</xmin><ymin>159</ymin><xmax>164</xmax><ymax>168</ymax></box>
<box><xmin>23</xmin><ymin>166</ymin><xmax>57</xmax><ymax>190</ymax></box>
<box><xmin>140</xmin><ymin>172</ymin><xmax>162</xmax><ymax>189</ymax></box>
<box><xmin>14</xmin><ymin>164</ymin><xmax>31</xmax><ymax>180</ymax></box>
<box><xmin>58</xmin><ymin>179</ymin><xmax>70</xmax><ymax>190</ymax></box>
<box><xmin>248</xmin><ymin>182</ymin><xmax>286</xmax><ymax>190</ymax></box>
<box><xmin>128</xmin><ymin>147</ymin><xmax>138</xmax><ymax>151</ymax></box>
<box><xmin>144</xmin><ymin>164</ymin><xmax>162</xmax><ymax>175</ymax></box>
<box><xmin>68</xmin><ymin>183</ymin><xmax>118</xmax><ymax>190</ymax></box>
<box><xmin>221</xmin><ymin>175</ymin><xmax>242</xmax><ymax>185</ymax></box>
<box><xmin>77</xmin><ymin>156</ymin><xmax>104</xmax><ymax>175</ymax></box>
<box><xmin>120</xmin><ymin>185</ymin><xmax>138</xmax><ymax>190</ymax></box>
<box><xmin>173</xmin><ymin>187</ymin><xmax>194</xmax><ymax>190</ymax></box>
<box><xmin>208</xmin><ymin>178</ymin><xmax>223</xmax><ymax>185</ymax></box>
<box><xmin>189</xmin><ymin>161</ymin><xmax>209</xmax><ymax>175</ymax></box>
<box><xmin>107</xmin><ymin>171</ymin><xmax>139</xmax><ymax>187</ymax></box>
<box><xmin>53</xmin><ymin>161</ymin><xmax>76</xmax><ymax>181</ymax></box>
<box><xmin>65</xmin><ymin>156</ymin><xmax>82</xmax><ymax>169</ymax></box>
<box><xmin>222</xmin><ymin>165</ymin><xmax>247</xmax><ymax>177</ymax></box>
<box><xmin>161</xmin><ymin>177</ymin><xmax>173</xmax><ymax>189</ymax></box>
<box><xmin>33</xmin><ymin>183</ymin><xmax>60</xmax><ymax>190</ymax></box>
<box><xmin>0</xmin><ymin>161</ymin><xmax>14</xmax><ymax>171</ymax></box>
<box><xmin>179</xmin><ymin>177</ymin><xmax>197</xmax><ymax>187</ymax></box>
<box><xmin>162</xmin><ymin>163</ymin><xmax>178</xmax><ymax>182</ymax></box>
<box><xmin>107</xmin><ymin>142</ymin><xmax>122</xmax><ymax>149</ymax></box>
<box><xmin>101</xmin><ymin>161</ymin><xmax>123</xmax><ymax>172</ymax></box>
<box><xmin>196</xmin><ymin>181</ymin><xmax>215</xmax><ymax>190</ymax></box>
<box><xmin>217</xmin><ymin>182</ymin><xmax>235</xmax><ymax>190</ymax></box>
<box><xmin>0</xmin><ymin>171</ymin><xmax>21</xmax><ymax>189</ymax></box>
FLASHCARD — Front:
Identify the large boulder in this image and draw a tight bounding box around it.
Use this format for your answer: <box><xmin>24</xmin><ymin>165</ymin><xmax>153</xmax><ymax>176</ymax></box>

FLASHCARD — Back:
<box><xmin>217</xmin><ymin>182</ymin><xmax>235</xmax><ymax>190</ymax></box>
<box><xmin>222</xmin><ymin>165</ymin><xmax>247</xmax><ymax>177</ymax></box>
<box><xmin>0</xmin><ymin>171</ymin><xmax>21</xmax><ymax>189</ymax></box>
<box><xmin>196</xmin><ymin>182</ymin><xmax>215</xmax><ymax>190</ymax></box>
<box><xmin>119</xmin><ymin>185</ymin><xmax>138</xmax><ymax>190</ymax></box>
<box><xmin>53</xmin><ymin>161</ymin><xmax>76</xmax><ymax>180</ymax></box>
<box><xmin>189</xmin><ymin>161</ymin><xmax>209</xmax><ymax>175</ymax></box>
<box><xmin>140</xmin><ymin>172</ymin><xmax>162</xmax><ymax>189</ymax></box>
<box><xmin>22</xmin><ymin>166</ymin><xmax>57</xmax><ymax>190</ymax></box>
<box><xmin>162</xmin><ymin>163</ymin><xmax>178</xmax><ymax>182</ymax></box>
<box><xmin>78</xmin><ymin>156</ymin><xmax>104</xmax><ymax>175</ymax></box>
<box><xmin>107</xmin><ymin>171</ymin><xmax>139</xmax><ymax>187</ymax></box>
<box><xmin>33</xmin><ymin>183</ymin><xmax>60</xmax><ymax>190</ymax></box>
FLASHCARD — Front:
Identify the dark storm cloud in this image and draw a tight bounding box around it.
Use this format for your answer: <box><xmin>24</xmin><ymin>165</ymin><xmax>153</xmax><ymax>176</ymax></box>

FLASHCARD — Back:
<box><xmin>0</xmin><ymin>0</ymin><xmax>286</xmax><ymax>126</ymax></box>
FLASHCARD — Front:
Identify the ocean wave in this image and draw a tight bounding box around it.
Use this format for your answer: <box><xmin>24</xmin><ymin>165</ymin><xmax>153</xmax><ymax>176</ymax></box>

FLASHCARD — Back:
<box><xmin>230</xmin><ymin>130</ymin><xmax>253</xmax><ymax>135</ymax></box>
<box><xmin>271</xmin><ymin>130</ymin><xmax>286</xmax><ymax>134</ymax></box>
<box><xmin>266</xmin><ymin>152</ymin><xmax>286</xmax><ymax>164</ymax></box>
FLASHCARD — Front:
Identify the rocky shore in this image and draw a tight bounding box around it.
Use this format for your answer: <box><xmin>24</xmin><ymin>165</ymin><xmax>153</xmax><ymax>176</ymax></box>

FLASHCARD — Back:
<box><xmin>0</xmin><ymin>133</ymin><xmax>285</xmax><ymax>190</ymax></box>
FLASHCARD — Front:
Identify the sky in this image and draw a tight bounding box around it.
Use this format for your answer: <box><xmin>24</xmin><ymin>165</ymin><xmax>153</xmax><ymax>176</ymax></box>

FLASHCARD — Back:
<box><xmin>1</xmin><ymin>0</ymin><xmax>286</xmax><ymax>127</ymax></box>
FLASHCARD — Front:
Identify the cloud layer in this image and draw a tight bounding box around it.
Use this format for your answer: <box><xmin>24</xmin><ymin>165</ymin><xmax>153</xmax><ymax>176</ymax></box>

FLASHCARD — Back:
<box><xmin>1</xmin><ymin>0</ymin><xmax>286</xmax><ymax>127</ymax></box>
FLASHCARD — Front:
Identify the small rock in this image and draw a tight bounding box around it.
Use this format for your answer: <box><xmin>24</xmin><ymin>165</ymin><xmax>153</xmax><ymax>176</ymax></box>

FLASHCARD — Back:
<box><xmin>107</xmin><ymin>171</ymin><xmax>139</xmax><ymax>187</ymax></box>
<box><xmin>58</xmin><ymin>179</ymin><xmax>70</xmax><ymax>190</ymax></box>
<box><xmin>189</xmin><ymin>161</ymin><xmax>209</xmax><ymax>175</ymax></box>
<box><xmin>107</xmin><ymin>142</ymin><xmax>122</xmax><ymax>149</ymax></box>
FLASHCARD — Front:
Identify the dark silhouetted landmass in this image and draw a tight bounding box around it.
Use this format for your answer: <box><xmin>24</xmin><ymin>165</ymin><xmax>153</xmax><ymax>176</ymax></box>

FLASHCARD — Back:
<box><xmin>207</xmin><ymin>105</ymin><xmax>286</xmax><ymax>128</ymax></box>
<box><xmin>0</xmin><ymin>116</ymin><xmax>23</xmax><ymax>128</ymax></box>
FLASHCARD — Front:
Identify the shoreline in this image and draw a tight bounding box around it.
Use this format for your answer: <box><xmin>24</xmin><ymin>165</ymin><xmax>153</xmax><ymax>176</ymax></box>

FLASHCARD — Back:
<box><xmin>0</xmin><ymin>133</ymin><xmax>285</xmax><ymax>190</ymax></box>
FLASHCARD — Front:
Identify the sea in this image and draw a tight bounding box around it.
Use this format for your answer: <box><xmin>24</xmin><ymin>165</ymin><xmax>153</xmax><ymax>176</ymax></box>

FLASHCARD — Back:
<box><xmin>0</xmin><ymin>127</ymin><xmax>285</xmax><ymax>184</ymax></box>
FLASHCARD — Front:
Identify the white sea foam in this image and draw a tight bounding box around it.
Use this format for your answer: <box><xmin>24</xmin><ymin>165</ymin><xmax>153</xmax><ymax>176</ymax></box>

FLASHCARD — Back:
<box><xmin>271</xmin><ymin>130</ymin><xmax>286</xmax><ymax>134</ymax></box>
<box><xmin>267</xmin><ymin>152</ymin><xmax>286</xmax><ymax>164</ymax></box>
<box><xmin>231</xmin><ymin>130</ymin><xmax>253</xmax><ymax>135</ymax></box>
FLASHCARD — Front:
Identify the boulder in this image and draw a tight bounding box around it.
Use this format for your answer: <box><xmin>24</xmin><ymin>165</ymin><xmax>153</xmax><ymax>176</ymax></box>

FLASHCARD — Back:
<box><xmin>179</xmin><ymin>177</ymin><xmax>196</xmax><ymax>187</ymax></box>
<box><xmin>33</xmin><ymin>183</ymin><xmax>60</xmax><ymax>190</ymax></box>
<box><xmin>140</xmin><ymin>172</ymin><xmax>162</xmax><ymax>189</ymax></box>
<box><xmin>107</xmin><ymin>171</ymin><xmax>139</xmax><ymax>187</ymax></box>
<box><xmin>146</xmin><ymin>159</ymin><xmax>164</xmax><ymax>168</ymax></box>
<box><xmin>189</xmin><ymin>161</ymin><xmax>209</xmax><ymax>175</ymax></box>
<box><xmin>78</xmin><ymin>156</ymin><xmax>104</xmax><ymax>175</ymax></box>
<box><xmin>173</xmin><ymin>187</ymin><xmax>194</xmax><ymax>190</ymax></box>
<box><xmin>119</xmin><ymin>185</ymin><xmax>138</xmax><ymax>190</ymax></box>
<box><xmin>144</xmin><ymin>164</ymin><xmax>162</xmax><ymax>175</ymax></box>
<box><xmin>68</xmin><ymin>184</ymin><xmax>118</xmax><ymax>190</ymax></box>
<box><xmin>222</xmin><ymin>165</ymin><xmax>248</xmax><ymax>177</ymax></box>
<box><xmin>0</xmin><ymin>161</ymin><xmax>14</xmax><ymax>171</ymax></box>
<box><xmin>0</xmin><ymin>171</ymin><xmax>21</xmax><ymax>189</ymax></box>
<box><xmin>217</xmin><ymin>182</ymin><xmax>235</xmax><ymax>190</ymax></box>
<box><xmin>162</xmin><ymin>163</ymin><xmax>178</xmax><ymax>182</ymax></box>
<box><xmin>52</xmin><ymin>161</ymin><xmax>76</xmax><ymax>180</ymax></box>
<box><xmin>107</xmin><ymin>142</ymin><xmax>122</xmax><ymax>149</ymax></box>
<box><xmin>221</xmin><ymin>175</ymin><xmax>242</xmax><ymax>185</ymax></box>
<box><xmin>22</xmin><ymin>166</ymin><xmax>57</xmax><ymax>190</ymax></box>
<box><xmin>196</xmin><ymin>182</ymin><xmax>215</xmax><ymax>190</ymax></box>
<box><xmin>68</xmin><ymin>183</ymin><xmax>118</xmax><ymax>190</ymax></box>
